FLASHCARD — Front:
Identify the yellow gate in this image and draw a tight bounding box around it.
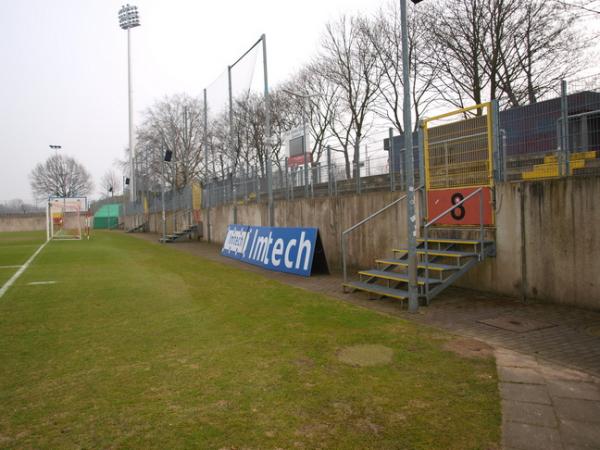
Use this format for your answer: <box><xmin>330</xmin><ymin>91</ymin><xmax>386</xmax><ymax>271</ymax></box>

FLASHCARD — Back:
<box><xmin>423</xmin><ymin>103</ymin><xmax>495</xmax><ymax>225</ymax></box>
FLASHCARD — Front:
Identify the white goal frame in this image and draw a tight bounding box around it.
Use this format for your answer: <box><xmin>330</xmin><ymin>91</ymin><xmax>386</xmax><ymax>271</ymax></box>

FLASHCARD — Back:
<box><xmin>46</xmin><ymin>197</ymin><xmax>88</xmax><ymax>241</ymax></box>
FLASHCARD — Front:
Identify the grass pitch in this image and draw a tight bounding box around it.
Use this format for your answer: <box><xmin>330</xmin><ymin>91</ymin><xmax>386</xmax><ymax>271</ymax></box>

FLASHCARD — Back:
<box><xmin>0</xmin><ymin>231</ymin><xmax>500</xmax><ymax>449</ymax></box>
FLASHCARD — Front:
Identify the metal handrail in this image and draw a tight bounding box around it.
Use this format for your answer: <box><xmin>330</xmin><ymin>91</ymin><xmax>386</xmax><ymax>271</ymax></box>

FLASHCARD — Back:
<box><xmin>341</xmin><ymin>186</ymin><xmax>424</xmax><ymax>282</ymax></box>
<box><xmin>423</xmin><ymin>187</ymin><xmax>485</xmax><ymax>300</ymax></box>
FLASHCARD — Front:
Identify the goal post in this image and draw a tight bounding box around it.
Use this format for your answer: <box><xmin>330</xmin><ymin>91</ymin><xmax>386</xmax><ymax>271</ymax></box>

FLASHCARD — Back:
<box><xmin>46</xmin><ymin>197</ymin><xmax>88</xmax><ymax>240</ymax></box>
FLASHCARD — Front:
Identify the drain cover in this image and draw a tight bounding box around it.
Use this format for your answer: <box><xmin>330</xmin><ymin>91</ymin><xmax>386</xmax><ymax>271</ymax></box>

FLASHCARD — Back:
<box><xmin>478</xmin><ymin>315</ymin><xmax>557</xmax><ymax>333</ymax></box>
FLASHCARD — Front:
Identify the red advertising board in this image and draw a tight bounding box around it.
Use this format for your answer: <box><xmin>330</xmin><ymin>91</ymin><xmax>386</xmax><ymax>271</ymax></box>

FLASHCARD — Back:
<box><xmin>427</xmin><ymin>187</ymin><xmax>494</xmax><ymax>226</ymax></box>
<box><xmin>288</xmin><ymin>153</ymin><xmax>312</xmax><ymax>167</ymax></box>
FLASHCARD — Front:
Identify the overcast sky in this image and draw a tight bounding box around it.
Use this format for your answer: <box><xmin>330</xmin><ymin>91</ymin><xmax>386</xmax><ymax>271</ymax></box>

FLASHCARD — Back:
<box><xmin>0</xmin><ymin>0</ymin><xmax>384</xmax><ymax>204</ymax></box>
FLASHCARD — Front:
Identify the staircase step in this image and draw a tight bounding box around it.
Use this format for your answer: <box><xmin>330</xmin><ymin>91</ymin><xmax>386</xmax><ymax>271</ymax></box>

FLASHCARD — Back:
<box><xmin>343</xmin><ymin>281</ymin><xmax>408</xmax><ymax>300</ymax></box>
<box><xmin>358</xmin><ymin>270</ymin><xmax>442</xmax><ymax>285</ymax></box>
<box><xmin>417</xmin><ymin>238</ymin><xmax>493</xmax><ymax>246</ymax></box>
<box><xmin>375</xmin><ymin>259</ymin><xmax>461</xmax><ymax>271</ymax></box>
<box><xmin>393</xmin><ymin>249</ymin><xmax>478</xmax><ymax>258</ymax></box>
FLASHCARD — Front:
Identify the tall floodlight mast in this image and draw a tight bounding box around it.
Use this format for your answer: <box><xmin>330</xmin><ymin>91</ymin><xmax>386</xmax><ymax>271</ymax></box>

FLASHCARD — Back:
<box><xmin>118</xmin><ymin>4</ymin><xmax>140</xmax><ymax>202</ymax></box>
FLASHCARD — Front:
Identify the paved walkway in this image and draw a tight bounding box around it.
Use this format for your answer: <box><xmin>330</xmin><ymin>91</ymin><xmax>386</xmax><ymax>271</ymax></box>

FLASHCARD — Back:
<box><xmin>497</xmin><ymin>348</ymin><xmax>600</xmax><ymax>450</ymax></box>
<box><xmin>129</xmin><ymin>234</ymin><xmax>600</xmax><ymax>449</ymax></box>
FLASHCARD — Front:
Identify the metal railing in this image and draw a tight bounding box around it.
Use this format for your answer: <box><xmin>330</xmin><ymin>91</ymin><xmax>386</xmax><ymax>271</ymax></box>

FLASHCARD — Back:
<box><xmin>341</xmin><ymin>185</ymin><xmax>424</xmax><ymax>283</ymax></box>
<box><xmin>422</xmin><ymin>187</ymin><xmax>485</xmax><ymax>300</ymax></box>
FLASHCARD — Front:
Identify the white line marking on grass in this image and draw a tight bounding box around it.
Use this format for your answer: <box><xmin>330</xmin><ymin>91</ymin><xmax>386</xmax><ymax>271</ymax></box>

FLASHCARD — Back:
<box><xmin>0</xmin><ymin>241</ymin><xmax>49</xmax><ymax>299</ymax></box>
<box><xmin>27</xmin><ymin>281</ymin><xmax>57</xmax><ymax>286</ymax></box>
<box><xmin>0</xmin><ymin>265</ymin><xmax>23</xmax><ymax>269</ymax></box>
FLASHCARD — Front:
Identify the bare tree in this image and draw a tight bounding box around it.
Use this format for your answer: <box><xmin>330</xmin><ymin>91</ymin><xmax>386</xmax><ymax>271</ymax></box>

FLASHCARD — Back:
<box><xmin>427</xmin><ymin>0</ymin><xmax>488</xmax><ymax>111</ymax></box>
<box><xmin>318</xmin><ymin>15</ymin><xmax>382</xmax><ymax>178</ymax></box>
<box><xmin>30</xmin><ymin>154</ymin><xmax>93</xmax><ymax>200</ymax></box>
<box><xmin>283</xmin><ymin>64</ymin><xmax>339</xmax><ymax>164</ymax></box>
<box><xmin>365</xmin><ymin>1</ymin><xmax>439</xmax><ymax>133</ymax></box>
<box><xmin>100</xmin><ymin>170</ymin><xmax>121</xmax><ymax>198</ymax></box>
<box><xmin>136</xmin><ymin>94</ymin><xmax>205</xmax><ymax>190</ymax></box>
<box><xmin>428</xmin><ymin>0</ymin><xmax>587</xmax><ymax>110</ymax></box>
<box><xmin>506</xmin><ymin>1</ymin><xmax>584</xmax><ymax>105</ymax></box>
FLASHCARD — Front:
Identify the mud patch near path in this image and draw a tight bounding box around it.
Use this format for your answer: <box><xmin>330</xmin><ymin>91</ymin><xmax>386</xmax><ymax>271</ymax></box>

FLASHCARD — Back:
<box><xmin>444</xmin><ymin>337</ymin><xmax>494</xmax><ymax>359</ymax></box>
<box><xmin>337</xmin><ymin>344</ymin><xmax>394</xmax><ymax>367</ymax></box>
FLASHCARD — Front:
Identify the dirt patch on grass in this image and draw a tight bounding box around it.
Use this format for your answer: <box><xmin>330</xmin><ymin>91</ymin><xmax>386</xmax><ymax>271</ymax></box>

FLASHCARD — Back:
<box><xmin>444</xmin><ymin>337</ymin><xmax>494</xmax><ymax>359</ymax></box>
<box><xmin>337</xmin><ymin>344</ymin><xmax>394</xmax><ymax>367</ymax></box>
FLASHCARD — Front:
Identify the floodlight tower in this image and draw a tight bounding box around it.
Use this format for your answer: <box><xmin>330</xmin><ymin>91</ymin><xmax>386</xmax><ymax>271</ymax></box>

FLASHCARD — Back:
<box><xmin>118</xmin><ymin>4</ymin><xmax>140</xmax><ymax>202</ymax></box>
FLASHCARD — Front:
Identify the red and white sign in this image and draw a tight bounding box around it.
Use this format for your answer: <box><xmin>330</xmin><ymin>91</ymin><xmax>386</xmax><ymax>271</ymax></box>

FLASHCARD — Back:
<box><xmin>288</xmin><ymin>153</ymin><xmax>312</xmax><ymax>167</ymax></box>
<box><xmin>427</xmin><ymin>187</ymin><xmax>494</xmax><ymax>226</ymax></box>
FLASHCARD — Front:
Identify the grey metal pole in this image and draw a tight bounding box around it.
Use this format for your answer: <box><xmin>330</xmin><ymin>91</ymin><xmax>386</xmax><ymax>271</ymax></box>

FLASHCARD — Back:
<box><xmin>302</xmin><ymin>100</ymin><xmax>309</xmax><ymax>197</ymax></box>
<box><xmin>285</xmin><ymin>157</ymin><xmax>290</xmax><ymax>200</ymax></box>
<box><xmin>262</xmin><ymin>34</ymin><xmax>274</xmax><ymax>226</ymax></box>
<box><xmin>561</xmin><ymin>79</ymin><xmax>570</xmax><ymax>177</ymax></box>
<box><xmin>203</xmin><ymin>88</ymin><xmax>211</xmax><ymax>242</ymax></box>
<box><xmin>327</xmin><ymin>145</ymin><xmax>332</xmax><ymax>197</ymax></box>
<box><xmin>127</xmin><ymin>28</ymin><xmax>136</xmax><ymax>202</ymax></box>
<box><xmin>355</xmin><ymin>141</ymin><xmax>361</xmax><ymax>195</ymax></box>
<box><xmin>228</xmin><ymin>65</ymin><xmax>238</xmax><ymax>222</ymax></box>
<box><xmin>401</xmin><ymin>0</ymin><xmax>419</xmax><ymax>313</ymax></box>
<box><xmin>389</xmin><ymin>128</ymin><xmax>395</xmax><ymax>192</ymax></box>
<box><xmin>161</xmin><ymin>159</ymin><xmax>166</xmax><ymax>243</ymax></box>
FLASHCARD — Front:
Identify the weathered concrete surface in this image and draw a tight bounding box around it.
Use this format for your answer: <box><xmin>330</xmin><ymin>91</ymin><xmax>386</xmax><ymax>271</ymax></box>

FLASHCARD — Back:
<box><xmin>200</xmin><ymin>190</ymin><xmax>418</xmax><ymax>273</ymax></box>
<box><xmin>461</xmin><ymin>177</ymin><xmax>600</xmax><ymax>309</ymax></box>
<box><xmin>0</xmin><ymin>213</ymin><xmax>45</xmax><ymax>232</ymax></box>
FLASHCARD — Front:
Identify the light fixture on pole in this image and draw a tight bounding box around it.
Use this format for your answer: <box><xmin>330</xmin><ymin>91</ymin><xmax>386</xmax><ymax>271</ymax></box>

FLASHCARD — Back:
<box><xmin>402</xmin><ymin>0</ymin><xmax>424</xmax><ymax>313</ymax></box>
<box><xmin>118</xmin><ymin>4</ymin><xmax>140</xmax><ymax>203</ymax></box>
<box><xmin>49</xmin><ymin>144</ymin><xmax>62</xmax><ymax>156</ymax></box>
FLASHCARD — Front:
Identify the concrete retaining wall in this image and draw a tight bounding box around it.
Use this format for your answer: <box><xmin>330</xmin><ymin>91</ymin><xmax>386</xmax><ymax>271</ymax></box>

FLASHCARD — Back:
<box><xmin>461</xmin><ymin>177</ymin><xmax>600</xmax><ymax>309</ymax></box>
<box><xmin>123</xmin><ymin>176</ymin><xmax>600</xmax><ymax>310</ymax></box>
<box><xmin>0</xmin><ymin>213</ymin><xmax>46</xmax><ymax>232</ymax></box>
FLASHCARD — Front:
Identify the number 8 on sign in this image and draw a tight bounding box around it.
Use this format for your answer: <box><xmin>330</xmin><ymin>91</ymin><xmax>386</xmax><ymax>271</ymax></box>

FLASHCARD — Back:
<box><xmin>450</xmin><ymin>193</ymin><xmax>466</xmax><ymax>220</ymax></box>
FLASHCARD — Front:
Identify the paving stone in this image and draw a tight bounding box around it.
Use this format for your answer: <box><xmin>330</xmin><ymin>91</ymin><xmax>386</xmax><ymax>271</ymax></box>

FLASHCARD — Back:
<box><xmin>498</xmin><ymin>366</ymin><xmax>545</xmax><ymax>385</ymax></box>
<box><xmin>495</xmin><ymin>351</ymin><xmax>539</xmax><ymax>369</ymax></box>
<box><xmin>547</xmin><ymin>380</ymin><xmax>600</xmax><ymax>401</ymax></box>
<box><xmin>500</xmin><ymin>382</ymin><xmax>551</xmax><ymax>405</ymax></box>
<box><xmin>502</xmin><ymin>400</ymin><xmax>557</xmax><ymax>427</ymax></box>
<box><xmin>553</xmin><ymin>397</ymin><xmax>600</xmax><ymax>423</ymax></box>
<box><xmin>559</xmin><ymin>419</ymin><xmax>600</xmax><ymax>449</ymax></box>
<box><xmin>503</xmin><ymin>422</ymin><xmax>562</xmax><ymax>450</ymax></box>
<box><xmin>539</xmin><ymin>364</ymin><xmax>594</xmax><ymax>382</ymax></box>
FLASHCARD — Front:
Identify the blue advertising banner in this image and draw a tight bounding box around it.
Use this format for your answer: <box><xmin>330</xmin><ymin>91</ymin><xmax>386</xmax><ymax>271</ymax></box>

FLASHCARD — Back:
<box><xmin>221</xmin><ymin>225</ymin><xmax>327</xmax><ymax>277</ymax></box>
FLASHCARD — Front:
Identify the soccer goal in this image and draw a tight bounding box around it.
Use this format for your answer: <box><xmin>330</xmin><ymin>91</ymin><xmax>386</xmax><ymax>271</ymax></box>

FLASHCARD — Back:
<box><xmin>46</xmin><ymin>197</ymin><xmax>88</xmax><ymax>240</ymax></box>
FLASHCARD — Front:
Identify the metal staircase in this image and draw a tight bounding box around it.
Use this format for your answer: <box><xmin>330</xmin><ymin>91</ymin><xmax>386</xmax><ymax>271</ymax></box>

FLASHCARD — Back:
<box><xmin>159</xmin><ymin>224</ymin><xmax>200</xmax><ymax>243</ymax></box>
<box><xmin>126</xmin><ymin>222</ymin><xmax>147</xmax><ymax>233</ymax></box>
<box><xmin>342</xmin><ymin>187</ymin><xmax>496</xmax><ymax>307</ymax></box>
<box><xmin>343</xmin><ymin>237</ymin><xmax>495</xmax><ymax>306</ymax></box>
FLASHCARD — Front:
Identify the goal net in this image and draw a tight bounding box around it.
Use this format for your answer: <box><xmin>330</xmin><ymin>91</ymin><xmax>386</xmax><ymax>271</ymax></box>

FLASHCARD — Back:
<box><xmin>46</xmin><ymin>197</ymin><xmax>87</xmax><ymax>240</ymax></box>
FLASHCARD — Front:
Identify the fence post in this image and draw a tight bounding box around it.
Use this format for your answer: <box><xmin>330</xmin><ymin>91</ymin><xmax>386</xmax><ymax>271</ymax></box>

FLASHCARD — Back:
<box><xmin>355</xmin><ymin>141</ymin><xmax>361</xmax><ymax>195</ymax></box>
<box><xmin>256</xmin><ymin>168</ymin><xmax>261</xmax><ymax>203</ymax></box>
<box><xmin>491</xmin><ymin>100</ymin><xmax>501</xmax><ymax>182</ymax></box>
<box><xmin>389</xmin><ymin>128</ymin><xmax>395</xmax><ymax>192</ymax></box>
<box><xmin>327</xmin><ymin>146</ymin><xmax>332</xmax><ymax>197</ymax></box>
<box><xmin>561</xmin><ymin>79</ymin><xmax>570</xmax><ymax>177</ymax></box>
<box><xmin>418</xmin><ymin>123</ymin><xmax>425</xmax><ymax>189</ymax></box>
<box><xmin>284</xmin><ymin>157</ymin><xmax>289</xmax><ymax>200</ymax></box>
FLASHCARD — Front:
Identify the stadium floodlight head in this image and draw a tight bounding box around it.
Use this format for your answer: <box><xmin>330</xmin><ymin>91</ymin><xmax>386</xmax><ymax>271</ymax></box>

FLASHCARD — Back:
<box><xmin>411</xmin><ymin>0</ymin><xmax>425</xmax><ymax>3</ymax></box>
<box><xmin>118</xmin><ymin>4</ymin><xmax>140</xmax><ymax>30</ymax></box>
<box><xmin>49</xmin><ymin>144</ymin><xmax>62</xmax><ymax>150</ymax></box>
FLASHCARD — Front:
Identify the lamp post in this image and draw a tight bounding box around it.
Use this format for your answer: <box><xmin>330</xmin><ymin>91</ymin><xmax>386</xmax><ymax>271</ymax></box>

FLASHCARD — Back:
<box><xmin>402</xmin><ymin>0</ymin><xmax>423</xmax><ymax>313</ymax></box>
<box><xmin>118</xmin><ymin>4</ymin><xmax>140</xmax><ymax>203</ymax></box>
<box><xmin>49</xmin><ymin>144</ymin><xmax>62</xmax><ymax>155</ymax></box>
